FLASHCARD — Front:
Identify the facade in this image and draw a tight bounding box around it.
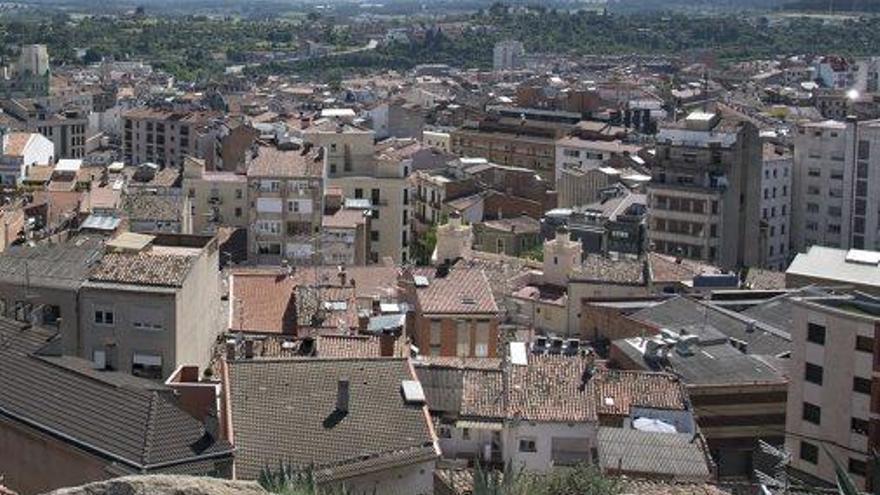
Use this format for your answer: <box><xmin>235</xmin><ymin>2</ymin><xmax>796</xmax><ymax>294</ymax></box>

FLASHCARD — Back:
<box><xmin>78</xmin><ymin>233</ymin><xmax>221</xmax><ymax>380</ymax></box>
<box><xmin>450</xmin><ymin>119</ymin><xmax>566</xmax><ymax>184</ymax></box>
<box><xmin>784</xmin><ymin>294</ymin><xmax>880</xmax><ymax>490</ymax></box>
<box><xmin>0</xmin><ymin>44</ymin><xmax>49</xmax><ymax>98</ymax></box>
<box><xmin>246</xmin><ymin>145</ymin><xmax>324</xmax><ymax>265</ymax></box>
<box><xmin>554</xmin><ymin>136</ymin><xmax>641</xmax><ymax>186</ymax></box>
<box><xmin>322</xmin><ymin>201</ymin><xmax>372</xmax><ymax>266</ymax></box>
<box><xmin>492</xmin><ymin>40</ymin><xmax>525</xmax><ymax>71</ymax></box>
<box><xmin>647</xmin><ymin>109</ymin><xmax>763</xmax><ymax>269</ymax></box>
<box><xmin>0</xmin><ymin>131</ymin><xmax>54</xmax><ymax>186</ymax></box>
<box><xmin>760</xmin><ymin>143</ymin><xmax>793</xmax><ymax>270</ymax></box>
<box><xmin>472</xmin><ymin>216</ymin><xmax>541</xmax><ymax>257</ymax></box>
<box><xmin>182</xmin><ymin>156</ymin><xmax>248</xmax><ymax>235</ymax></box>
<box><xmin>0</xmin><ymin>100</ymin><xmax>88</xmax><ymax>159</ymax></box>
<box><xmin>122</xmin><ymin>108</ymin><xmax>219</xmax><ymax>167</ymax></box>
<box><xmin>791</xmin><ymin>119</ymin><xmax>880</xmax><ymax>253</ymax></box>
<box><xmin>306</xmin><ymin>120</ymin><xmax>410</xmax><ymax>263</ymax></box>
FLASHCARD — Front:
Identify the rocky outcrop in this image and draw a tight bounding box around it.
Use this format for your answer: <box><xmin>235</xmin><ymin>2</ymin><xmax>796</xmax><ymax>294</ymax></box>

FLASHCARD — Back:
<box><xmin>44</xmin><ymin>476</ymin><xmax>267</xmax><ymax>495</ymax></box>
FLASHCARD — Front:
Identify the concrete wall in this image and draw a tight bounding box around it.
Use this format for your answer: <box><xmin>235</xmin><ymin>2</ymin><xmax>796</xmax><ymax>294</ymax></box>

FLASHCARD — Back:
<box><xmin>502</xmin><ymin>421</ymin><xmax>595</xmax><ymax>472</ymax></box>
<box><xmin>337</xmin><ymin>460</ymin><xmax>435</xmax><ymax>495</ymax></box>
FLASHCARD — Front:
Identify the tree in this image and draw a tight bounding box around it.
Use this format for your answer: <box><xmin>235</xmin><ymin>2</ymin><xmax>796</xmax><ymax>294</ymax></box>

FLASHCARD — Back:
<box><xmin>258</xmin><ymin>464</ymin><xmax>352</xmax><ymax>495</ymax></box>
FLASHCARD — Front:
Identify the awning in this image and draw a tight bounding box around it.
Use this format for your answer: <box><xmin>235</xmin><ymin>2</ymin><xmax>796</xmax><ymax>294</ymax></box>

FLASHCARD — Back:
<box><xmin>455</xmin><ymin>420</ymin><xmax>503</xmax><ymax>431</ymax></box>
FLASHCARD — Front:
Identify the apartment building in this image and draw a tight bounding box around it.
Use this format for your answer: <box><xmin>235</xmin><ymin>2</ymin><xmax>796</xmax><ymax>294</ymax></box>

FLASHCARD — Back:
<box><xmin>122</xmin><ymin>108</ymin><xmax>219</xmax><ymax>167</ymax></box>
<box><xmin>0</xmin><ymin>99</ymin><xmax>88</xmax><ymax>158</ymax></box>
<box><xmin>450</xmin><ymin>118</ymin><xmax>567</xmax><ymax>184</ymax></box>
<box><xmin>554</xmin><ymin>136</ymin><xmax>641</xmax><ymax>185</ymax></box>
<box><xmin>785</xmin><ymin>292</ymin><xmax>880</xmax><ymax>491</ymax></box>
<box><xmin>791</xmin><ymin>118</ymin><xmax>880</xmax><ymax>253</ymax></box>
<box><xmin>182</xmin><ymin>156</ymin><xmax>248</xmax><ymax>234</ymax></box>
<box><xmin>322</xmin><ymin>199</ymin><xmax>372</xmax><ymax>266</ymax></box>
<box><xmin>305</xmin><ymin>119</ymin><xmax>410</xmax><ymax>263</ymax></box>
<box><xmin>78</xmin><ymin>233</ymin><xmax>221</xmax><ymax>380</ymax></box>
<box><xmin>761</xmin><ymin>143</ymin><xmax>793</xmax><ymax>270</ymax></box>
<box><xmin>647</xmin><ymin>109</ymin><xmax>763</xmax><ymax>269</ymax></box>
<box><xmin>246</xmin><ymin>144</ymin><xmax>324</xmax><ymax>265</ymax></box>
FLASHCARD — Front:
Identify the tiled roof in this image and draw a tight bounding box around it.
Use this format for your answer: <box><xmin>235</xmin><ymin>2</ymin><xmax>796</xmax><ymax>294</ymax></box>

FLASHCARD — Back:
<box><xmin>744</xmin><ymin>268</ymin><xmax>786</xmax><ymax>290</ymax></box>
<box><xmin>121</xmin><ymin>193</ymin><xmax>184</xmax><ymax>222</ymax></box>
<box><xmin>230</xmin><ymin>271</ymin><xmax>297</xmax><ymax>334</ymax></box>
<box><xmin>89</xmin><ymin>251</ymin><xmax>196</xmax><ymax>288</ymax></box>
<box><xmin>315</xmin><ymin>335</ymin><xmax>381</xmax><ymax>358</ymax></box>
<box><xmin>578</xmin><ymin>254</ymin><xmax>647</xmax><ymax>285</ymax></box>
<box><xmin>649</xmin><ymin>253</ymin><xmax>721</xmax><ymax>284</ymax></box>
<box><xmin>593</xmin><ymin>369</ymin><xmax>688</xmax><ymax>416</ymax></box>
<box><xmin>0</xmin><ymin>236</ymin><xmax>104</xmax><ymax>290</ymax></box>
<box><xmin>597</xmin><ymin>427</ymin><xmax>712</xmax><ymax>481</ymax></box>
<box><xmin>247</xmin><ymin>145</ymin><xmax>323</xmax><ymax>178</ymax></box>
<box><xmin>3</xmin><ymin>132</ymin><xmax>34</xmax><ymax>157</ymax></box>
<box><xmin>0</xmin><ymin>319</ymin><xmax>232</xmax><ymax>471</ymax></box>
<box><xmin>226</xmin><ymin>358</ymin><xmax>437</xmax><ymax>481</ymax></box>
<box><xmin>413</xmin><ymin>267</ymin><xmax>499</xmax><ymax>314</ymax></box>
<box><xmin>508</xmin><ymin>355</ymin><xmax>596</xmax><ymax>422</ymax></box>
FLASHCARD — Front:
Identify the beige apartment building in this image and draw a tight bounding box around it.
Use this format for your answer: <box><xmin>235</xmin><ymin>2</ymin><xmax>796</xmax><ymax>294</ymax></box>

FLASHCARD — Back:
<box><xmin>305</xmin><ymin>118</ymin><xmax>411</xmax><ymax>263</ymax></box>
<box><xmin>0</xmin><ymin>99</ymin><xmax>88</xmax><ymax>158</ymax></box>
<box><xmin>122</xmin><ymin>108</ymin><xmax>219</xmax><ymax>167</ymax></box>
<box><xmin>647</xmin><ymin>108</ymin><xmax>763</xmax><ymax>269</ymax></box>
<box><xmin>78</xmin><ymin>233</ymin><xmax>221</xmax><ymax>380</ymax></box>
<box><xmin>182</xmin><ymin>156</ymin><xmax>248</xmax><ymax>234</ymax></box>
<box><xmin>246</xmin><ymin>144</ymin><xmax>324</xmax><ymax>265</ymax></box>
<box><xmin>785</xmin><ymin>293</ymin><xmax>880</xmax><ymax>491</ymax></box>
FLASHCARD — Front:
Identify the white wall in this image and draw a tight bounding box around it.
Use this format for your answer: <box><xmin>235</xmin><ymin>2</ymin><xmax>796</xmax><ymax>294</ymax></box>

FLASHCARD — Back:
<box><xmin>341</xmin><ymin>459</ymin><xmax>435</xmax><ymax>495</ymax></box>
<box><xmin>502</xmin><ymin>421</ymin><xmax>595</xmax><ymax>472</ymax></box>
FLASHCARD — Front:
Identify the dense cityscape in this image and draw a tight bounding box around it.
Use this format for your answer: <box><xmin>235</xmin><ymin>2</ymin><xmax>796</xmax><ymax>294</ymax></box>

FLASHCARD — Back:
<box><xmin>0</xmin><ymin>0</ymin><xmax>878</xmax><ymax>494</ymax></box>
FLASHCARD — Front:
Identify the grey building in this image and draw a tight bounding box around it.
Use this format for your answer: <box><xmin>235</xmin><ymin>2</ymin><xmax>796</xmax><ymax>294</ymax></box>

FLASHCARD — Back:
<box><xmin>648</xmin><ymin>108</ymin><xmax>763</xmax><ymax>269</ymax></box>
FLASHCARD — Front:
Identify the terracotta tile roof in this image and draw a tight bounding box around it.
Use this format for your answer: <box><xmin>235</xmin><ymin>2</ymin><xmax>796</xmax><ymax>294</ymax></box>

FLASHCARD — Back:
<box><xmin>121</xmin><ymin>193</ymin><xmax>184</xmax><ymax>222</ymax></box>
<box><xmin>230</xmin><ymin>271</ymin><xmax>297</xmax><ymax>334</ymax></box>
<box><xmin>247</xmin><ymin>145</ymin><xmax>323</xmax><ymax>178</ymax></box>
<box><xmin>226</xmin><ymin>358</ymin><xmax>438</xmax><ymax>481</ymax></box>
<box><xmin>578</xmin><ymin>254</ymin><xmax>647</xmax><ymax>285</ymax></box>
<box><xmin>648</xmin><ymin>253</ymin><xmax>721</xmax><ymax>284</ymax></box>
<box><xmin>744</xmin><ymin>267</ymin><xmax>786</xmax><ymax>290</ymax></box>
<box><xmin>23</xmin><ymin>164</ymin><xmax>53</xmax><ymax>183</ymax></box>
<box><xmin>323</xmin><ymin>208</ymin><xmax>368</xmax><ymax>229</ymax></box>
<box><xmin>89</xmin><ymin>251</ymin><xmax>196</xmax><ymax>287</ymax></box>
<box><xmin>3</xmin><ymin>132</ymin><xmax>34</xmax><ymax>157</ymax></box>
<box><xmin>508</xmin><ymin>355</ymin><xmax>596</xmax><ymax>422</ymax></box>
<box><xmin>593</xmin><ymin>369</ymin><xmax>689</xmax><ymax>417</ymax></box>
<box><xmin>315</xmin><ymin>335</ymin><xmax>381</xmax><ymax>358</ymax></box>
<box><xmin>413</xmin><ymin>267</ymin><xmax>498</xmax><ymax>315</ymax></box>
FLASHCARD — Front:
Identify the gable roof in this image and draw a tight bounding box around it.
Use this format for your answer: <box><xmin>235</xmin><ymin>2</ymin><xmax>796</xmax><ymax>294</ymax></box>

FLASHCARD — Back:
<box><xmin>226</xmin><ymin>358</ymin><xmax>438</xmax><ymax>481</ymax></box>
<box><xmin>412</xmin><ymin>267</ymin><xmax>498</xmax><ymax>315</ymax></box>
<box><xmin>0</xmin><ymin>319</ymin><xmax>233</xmax><ymax>471</ymax></box>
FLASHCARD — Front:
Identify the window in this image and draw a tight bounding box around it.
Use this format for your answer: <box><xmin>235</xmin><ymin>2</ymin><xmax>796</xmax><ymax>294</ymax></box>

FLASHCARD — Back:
<box><xmin>94</xmin><ymin>309</ymin><xmax>114</xmax><ymax>326</ymax></box>
<box><xmin>852</xmin><ymin>417</ymin><xmax>870</xmax><ymax>435</ymax></box>
<box><xmin>257</xmin><ymin>242</ymin><xmax>282</xmax><ymax>255</ymax></box>
<box><xmin>456</xmin><ymin>321</ymin><xmax>471</xmax><ymax>357</ymax></box>
<box><xmin>235</xmin><ymin>207</ymin><xmax>242</xmax><ymax>218</ymax></box>
<box><xmin>461</xmin><ymin>428</ymin><xmax>471</xmax><ymax>440</ymax></box>
<box><xmin>92</xmin><ymin>349</ymin><xmax>107</xmax><ymax>369</ymax></box>
<box><xmin>518</xmin><ymin>438</ymin><xmax>537</xmax><ymax>453</ymax></box>
<box><xmin>807</xmin><ymin>323</ymin><xmax>826</xmax><ymax>345</ymax></box>
<box><xmin>849</xmin><ymin>458</ymin><xmax>867</xmax><ymax>477</ymax></box>
<box><xmin>370</xmin><ymin>231</ymin><xmax>379</xmax><ymax>242</ymax></box>
<box><xmin>802</xmin><ymin>402</ymin><xmax>821</xmax><ymax>425</ymax></box>
<box><xmin>475</xmin><ymin>321</ymin><xmax>490</xmax><ymax>358</ymax></box>
<box><xmin>856</xmin><ymin>335</ymin><xmax>874</xmax><ymax>353</ymax></box>
<box><xmin>853</xmin><ymin>377</ymin><xmax>872</xmax><ymax>395</ymax></box>
<box><xmin>132</xmin><ymin>353</ymin><xmax>163</xmax><ymax>380</ymax></box>
<box><xmin>800</xmin><ymin>441</ymin><xmax>819</xmax><ymax>464</ymax></box>
<box><xmin>804</xmin><ymin>363</ymin><xmax>823</xmax><ymax>385</ymax></box>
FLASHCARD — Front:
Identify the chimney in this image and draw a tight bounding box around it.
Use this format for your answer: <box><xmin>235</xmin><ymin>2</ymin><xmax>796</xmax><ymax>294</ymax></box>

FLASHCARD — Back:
<box><xmin>338</xmin><ymin>268</ymin><xmax>347</xmax><ymax>287</ymax></box>
<box><xmin>379</xmin><ymin>334</ymin><xmax>396</xmax><ymax>357</ymax></box>
<box><xmin>225</xmin><ymin>341</ymin><xmax>236</xmax><ymax>361</ymax></box>
<box><xmin>244</xmin><ymin>340</ymin><xmax>254</xmax><ymax>359</ymax></box>
<box><xmin>336</xmin><ymin>378</ymin><xmax>350</xmax><ymax>413</ymax></box>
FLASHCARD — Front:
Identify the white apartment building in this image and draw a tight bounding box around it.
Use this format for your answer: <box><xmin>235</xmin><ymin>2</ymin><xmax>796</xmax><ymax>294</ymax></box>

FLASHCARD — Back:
<box><xmin>785</xmin><ymin>292</ymin><xmax>880</xmax><ymax>491</ymax></box>
<box><xmin>761</xmin><ymin>143</ymin><xmax>793</xmax><ymax>270</ymax></box>
<box><xmin>792</xmin><ymin>119</ymin><xmax>880</xmax><ymax>253</ymax></box>
<box><xmin>305</xmin><ymin>119</ymin><xmax>410</xmax><ymax>264</ymax></box>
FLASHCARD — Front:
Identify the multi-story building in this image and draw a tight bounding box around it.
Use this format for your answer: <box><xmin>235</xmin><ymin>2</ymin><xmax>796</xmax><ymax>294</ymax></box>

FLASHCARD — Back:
<box><xmin>305</xmin><ymin>118</ymin><xmax>411</xmax><ymax>263</ymax></box>
<box><xmin>792</xmin><ymin>118</ymin><xmax>880</xmax><ymax>253</ymax></box>
<box><xmin>647</xmin><ymin>108</ymin><xmax>763</xmax><ymax>269</ymax></box>
<box><xmin>0</xmin><ymin>99</ymin><xmax>88</xmax><ymax>158</ymax></box>
<box><xmin>78</xmin><ymin>233</ymin><xmax>221</xmax><ymax>380</ymax></box>
<box><xmin>785</xmin><ymin>292</ymin><xmax>880</xmax><ymax>491</ymax></box>
<box><xmin>450</xmin><ymin>118</ymin><xmax>567</xmax><ymax>184</ymax></box>
<box><xmin>0</xmin><ymin>44</ymin><xmax>49</xmax><ymax>98</ymax></box>
<box><xmin>322</xmin><ymin>199</ymin><xmax>372</xmax><ymax>266</ymax></box>
<box><xmin>493</xmin><ymin>40</ymin><xmax>525</xmax><ymax>71</ymax></box>
<box><xmin>182</xmin><ymin>156</ymin><xmax>248</xmax><ymax>234</ymax></box>
<box><xmin>246</xmin><ymin>144</ymin><xmax>324</xmax><ymax>265</ymax></box>
<box><xmin>760</xmin><ymin>143</ymin><xmax>793</xmax><ymax>270</ymax></box>
<box><xmin>122</xmin><ymin>108</ymin><xmax>219</xmax><ymax>167</ymax></box>
<box><xmin>555</xmin><ymin>136</ymin><xmax>642</xmax><ymax>185</ymax></box>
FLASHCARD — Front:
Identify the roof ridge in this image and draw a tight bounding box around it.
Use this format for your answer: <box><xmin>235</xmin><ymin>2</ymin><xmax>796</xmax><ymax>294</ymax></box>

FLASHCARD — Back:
<box><xmin>142</xmin><ymin>392</ymin><xmax>160</xmax><ymax>466</ymax></box>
